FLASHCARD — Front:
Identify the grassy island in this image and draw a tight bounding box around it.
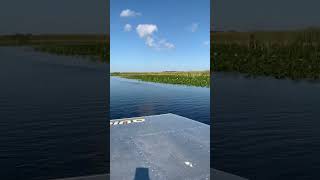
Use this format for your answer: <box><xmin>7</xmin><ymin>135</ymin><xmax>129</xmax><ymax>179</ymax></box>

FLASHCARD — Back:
<box><xmin>111</xmin><ymin>71</ymin><xmax>210</xmax><ymax>87</ymax></box>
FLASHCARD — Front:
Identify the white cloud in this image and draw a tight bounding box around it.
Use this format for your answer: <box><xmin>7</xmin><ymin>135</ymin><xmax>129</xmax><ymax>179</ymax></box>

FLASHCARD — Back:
<box><xmin>120</xmin><ymin>9</ymin><xmax>141</xmax><ymax>17</ymax></box>
<box><xmin>136</xmin><ymin>24</ymin><xmax>158</xmax><ymax>38</ymax></box>
<box><xmin>136</xmin><ymin>24</ymin><xmax>175</xmax><ymax>50</ymax></box>
<box><xmin>189</xmin><ymin>23</ymin><xmax>199</xmax><ymax>32</ymax></box>
<box><xmin>203</xmin><ymin>40</ymin><xmax>210</xmax><ymax>46</ymax></box>
<box><xmin>124</xmin><ymin>24</ymin><xmax>132</xmax><ymax>32</ymax></box>
<box><xmin>165</xmin><ymin>42</ymin><xmax>175</xmax><ymax>49</ymax></box>
<box><xmin>145</xmin><ymin>36</ymin><xmax>155</xmax><ymax>47</ymax></box>
<box><xmin>158</xmin><ymin>39</ymin><xmax>175</xmax><ymax>49</ymax></box>
<box><xmin>146</xmin><ymin>38</ymin><xmax>175</xmax><ymax>50</ymax></box>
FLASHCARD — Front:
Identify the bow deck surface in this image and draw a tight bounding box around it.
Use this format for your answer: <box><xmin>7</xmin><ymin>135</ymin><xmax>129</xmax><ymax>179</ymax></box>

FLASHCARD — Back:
<box><xmin>53</xmin><ymin>114</ymin><xmax>247</xmax><ymax>180</ymax></box>
<box><xmin>111</xmin><ymin>113</ymin><xmax>210</xmax><ymax>179</ymax></box>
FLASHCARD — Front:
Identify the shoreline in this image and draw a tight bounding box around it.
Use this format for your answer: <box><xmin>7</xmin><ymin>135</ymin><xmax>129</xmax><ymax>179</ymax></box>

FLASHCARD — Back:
<box><xmin>111</xmin><ymin>71</ymin><xmax>210</xmax><ymax>87</ymax></box>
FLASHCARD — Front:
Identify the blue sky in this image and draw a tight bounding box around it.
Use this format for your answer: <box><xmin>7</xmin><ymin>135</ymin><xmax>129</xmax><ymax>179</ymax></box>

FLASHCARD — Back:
<box><xmin>110</xmin><ymin>0</ymin><xmax>210</xmax><ymax>72</ymax></box>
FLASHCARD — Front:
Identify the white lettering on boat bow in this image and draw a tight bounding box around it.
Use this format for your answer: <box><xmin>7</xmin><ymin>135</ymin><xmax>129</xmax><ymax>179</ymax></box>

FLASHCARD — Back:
<box><xmin>110</xmin><ymin>118</ymin><xmax>145</xmax><ymax>126</ymax></box>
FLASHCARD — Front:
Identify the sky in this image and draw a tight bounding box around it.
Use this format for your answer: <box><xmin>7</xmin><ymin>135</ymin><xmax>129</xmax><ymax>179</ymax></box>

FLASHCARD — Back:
<box><xmin>212</xmin><ymin>0</ymin><xmax>320</xmax><ymax>31</ymax></box>
<box><xmin>1</xmin><ymin>0</ymin><xmax>320</xmax><ymax>34</ymax></box>
<box><xmin>0</xmin><ymin>0</ymin><xmax>108</xmax><ymax>34</ymax></box>
<box><xmin>110</xmin><ymin>0</ymin><xmax>210</xmax><ymax>72</ymax></box>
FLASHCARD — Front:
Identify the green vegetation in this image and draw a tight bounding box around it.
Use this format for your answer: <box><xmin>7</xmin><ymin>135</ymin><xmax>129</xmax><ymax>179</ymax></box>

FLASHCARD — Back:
<box><xmin>212</xmin><ymin>28</ymin><xmax>320</xmax><ymax>79</ymax></box>
<box><xmin>0</xmin><ymin>34</ymin><xmax>109</xmax><ymax>63</ymax></box>
<box><xmin>34</xmin><ymin>43</ymin><xmax>108</xmax><ymax>63</ymax></box>
<box><xmin>111</xmin><ymin>71</ymin><xmax>210</xmax><ymax>87</ymax></box>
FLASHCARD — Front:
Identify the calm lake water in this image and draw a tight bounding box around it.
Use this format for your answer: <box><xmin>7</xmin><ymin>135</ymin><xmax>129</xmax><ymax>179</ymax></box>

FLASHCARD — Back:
<box><xmin>3</xmin><ymin>47</ymin><xmax>320</xmax><ymax>180</ymax></box>
<box><xmin>212</xmin><ymin>73</ymin><xmax>320</xmax><ymax>180</ymax></box>
<box><xmin>0</xmin><ymin>47</ymin><xmax>108</xmax><ymax>180</ymax></box>
<box><xmin>110</xmin><ymin>77</ymin><xmax>210</xmax><ymax>124</ymax></box>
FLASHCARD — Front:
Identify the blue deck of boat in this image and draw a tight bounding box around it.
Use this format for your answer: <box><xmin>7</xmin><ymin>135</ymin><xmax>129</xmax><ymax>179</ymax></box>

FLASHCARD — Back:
<box><xmin>110</xmin><ymin>113</ymin><xmax>247</xmax><ymax>180</ymax></box>
<box><xmin>52</xmin><ymin>169</ymin><xmax>248</xmax><ymax>180</ymax></box>
<box><xmin>53</xmin><ymin>113</ymin><xmax>247</xmax><ymax>180</ymax></box>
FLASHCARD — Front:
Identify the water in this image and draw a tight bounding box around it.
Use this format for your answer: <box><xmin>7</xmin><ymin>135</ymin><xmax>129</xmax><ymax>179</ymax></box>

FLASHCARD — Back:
<box><xmin>0</xmin><ymin>47</ymin><xmax>108</xmax><ymax>180</ymax></box>
<box><xmin>212</xmin><ymin>72</ymin><xmax>320</xmax><ymax>180</ymax></box>
<box><xmin>4</xmin><ymin>47</ymin><xmax>319</xmax><ymax>179</ymax></box>
<box><xmin>110</xmin><ymin>77</ymin><xmax>210</xmax><ymax>124</ymax></box>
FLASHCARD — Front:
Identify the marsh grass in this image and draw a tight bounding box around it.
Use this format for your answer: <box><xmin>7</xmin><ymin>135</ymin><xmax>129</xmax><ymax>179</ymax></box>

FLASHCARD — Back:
<box><xmin>0</xmin><ymin>34</ymin><xmax>109</xmax><ymax>63</ymax></box>
<box><xmin>212</xmin><ymin>28</ymin><xmax>320</xmax><ymax>79</ymax></box>
<box><xmin>33</xmin><ymin>43</ymin><xmax>108</xmax><ymax>63</ymax></box>
<box><xmin>111</xmin><ymin>71</ymin><xmax>210</xmax><ymax>87</ymax></box>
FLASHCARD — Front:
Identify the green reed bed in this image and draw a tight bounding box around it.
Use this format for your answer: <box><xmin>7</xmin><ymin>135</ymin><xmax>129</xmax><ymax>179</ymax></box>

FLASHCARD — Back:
<box><xmin>0</xmin><ymin>34</ymin><xmax>109</xmax><ymax>63</ymax></box>
<box><xmin>111</xmin><ymin>71</ymin><xmax>210</xmax><ymax>87</ymax></box>
<box><xmin>33</xmin><ymin>43</ymin><xmax>109</xmax><ymax>63</ymax></box>
<box><xmin>212</xmin><ymin>29</ymin><xmax>320</xmax><ymax>79</ymax></box>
